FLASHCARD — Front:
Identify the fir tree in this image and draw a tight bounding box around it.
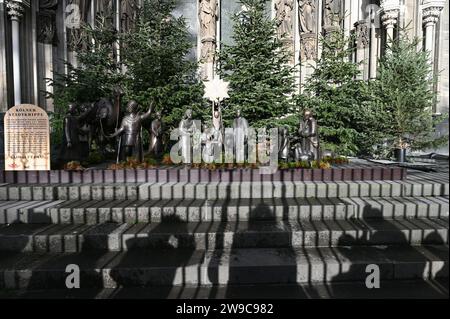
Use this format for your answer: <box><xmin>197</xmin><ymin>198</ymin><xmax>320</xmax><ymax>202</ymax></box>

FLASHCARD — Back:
<box><xmin>374</xmin><ymin>32</ymin><xmax>447</xmax><ymax>151</ymax></box>
<box><xmin>121</xmin><ymin>0</ymin><xmax>206</xmax><ymax>131</ymax></box>
<box><xmin>50</xmin><ymin>15</ymin><xmax>123</xmax><ymax>113</ymax></box>
<box><xmin>218</xmin><ymin>0</ymin><xmax>296</xmax><ymax>128</ymax></box>
<box><xmin>300</xmin><ymin>29</ymin><xmax>382</xmax><ymax>156</ymax></box>
<box><xmin>48</xmin><ymin>15</ymin><xmax>123</xmax><ymax>146</ymax></box>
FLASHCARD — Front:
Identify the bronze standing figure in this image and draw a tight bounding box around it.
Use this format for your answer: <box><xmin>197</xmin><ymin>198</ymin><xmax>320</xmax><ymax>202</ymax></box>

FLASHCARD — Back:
<box><xmin>298</xmin><ymin>109</ymin><xmax>320</xmax><ymax>161</ymax></box>
<box><xmin>60</xmin><ymin>102</ymin><xmax>91</xmax><ymax>164</ymax></box>
<box><xmin>148</xmin><ymin>111</ymin><xmax>163</xmax><ymax>157</ymax></box>
<box><xmin>107</xmin><ymin>100</ymin><xmax>153</xmax><ymax>163</ymax></box>
<box><xmin>279</xmin><ymin>126</ymin><xmax>291</xmax><ymax>162</ymax></box>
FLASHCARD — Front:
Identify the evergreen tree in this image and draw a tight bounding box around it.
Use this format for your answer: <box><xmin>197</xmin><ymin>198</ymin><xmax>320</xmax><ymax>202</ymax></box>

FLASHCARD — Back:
<box><xmin>373</xmin><ymin>33</ymin><xmax>447</xmax><ymax>151</ymax></box>
<box><xmin>300</xmin><ymin>29</ymin><xmax>382</xmax><ymax>156</ymax></box>
<box><xmin>121</xmin><ymin>0</ymin><xmax>206</xmax><ymax>131</ymax></box>
<box><xmin>218</xmin><ymin>0</ymin><xmax>296</xmax><ymax>128</ymax></box>
<box><xmin>50</xmin><ymin>16</ymin><xmax>123</xmax><ymax>112</ymax></box>
<box><xmin>48</xmin><ymin>15</ymin><xmax>123</xmax><ymax>146</ymax></box>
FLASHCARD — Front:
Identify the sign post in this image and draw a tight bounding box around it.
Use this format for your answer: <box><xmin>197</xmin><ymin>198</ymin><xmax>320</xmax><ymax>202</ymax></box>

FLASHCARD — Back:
<box><xmin>4</xmin><ymin>104</ymin><xmax>50</xmax><ymax>171</ymax></box>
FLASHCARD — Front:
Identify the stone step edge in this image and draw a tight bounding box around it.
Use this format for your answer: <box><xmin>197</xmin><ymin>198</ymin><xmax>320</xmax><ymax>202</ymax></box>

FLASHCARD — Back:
<box><xmin>0</xmin><ymin>245</ymin><xmax>447</xmax><ymax>289</ymax></box>
<box><xmin>0</xmin><ymin>180</ymin><xmax>448</xmax><ymax>200</ymax></box>
<box><xmin>1</xmin><ymin>196</ymin><xmax>448</xmax><ymax>224</ymax></box>
<box><xmin>0</xmin><ymin>279</ymin><xmax>448</xmax><ymax>299</ymax></box>
<box><xmin>0</xmin><ymin>166</ymin><xmax>407</xmax><ymax>184</ymax></box>
<box><xmin>0</xmin><ymin>218</ymin><xmax>447</xmax><ymax>252</ymax></box>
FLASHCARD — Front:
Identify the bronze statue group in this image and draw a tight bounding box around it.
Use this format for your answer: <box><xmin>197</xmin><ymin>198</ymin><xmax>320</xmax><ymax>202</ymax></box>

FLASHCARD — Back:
<box><xmin>60</xmin><ymin>97</ymin><xmax>321</xmax><ymax>167</ymax></box>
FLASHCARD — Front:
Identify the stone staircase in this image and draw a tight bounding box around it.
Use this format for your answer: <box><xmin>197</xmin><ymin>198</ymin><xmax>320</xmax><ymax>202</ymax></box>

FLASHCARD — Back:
<box><xmin>0</xmin><ymin>168</ymin><xmax>448</xmax><ymax>298</ymax></box>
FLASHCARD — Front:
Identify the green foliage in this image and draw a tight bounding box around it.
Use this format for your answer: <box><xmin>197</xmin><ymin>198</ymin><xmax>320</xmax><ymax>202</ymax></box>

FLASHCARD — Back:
<box><xmin>50</xmin><ymin>16</ymin><xmax>123</xmax><ymax>115</ymax></box>
<box><xmin>298</xmin><ymin>30</ymin><xmax>383</xmax><ymax>156</ymax></box>
<box><xmin>373</xmin><ymin>32</ymin><xmax>448</xmax><ymax>150</ymax></box>
<box><xmin>121</xmin><ymin>0</ymin><xmax>207</xmax><ymax>132</ymax></box>
<box><xmin>217</xmin><ymin>0</ymin><xmax>296</xmax><ymax>128</ymax></box>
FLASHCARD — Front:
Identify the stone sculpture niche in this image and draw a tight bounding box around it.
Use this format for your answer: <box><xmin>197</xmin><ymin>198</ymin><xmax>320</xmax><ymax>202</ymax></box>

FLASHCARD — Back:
<box><xmin>275</xmin><ymin>0</ymin><xmax>295</xmax><ymax>64</ymax></box>
<box><xmin>299</xmin><ymin>0</ymin><xmax>317</xmax><ymax>61</ymax></box>
<box><xmin>199</xmin><ymin>0</ymin><xmax>218</xmax><ymax>80</ymax></box>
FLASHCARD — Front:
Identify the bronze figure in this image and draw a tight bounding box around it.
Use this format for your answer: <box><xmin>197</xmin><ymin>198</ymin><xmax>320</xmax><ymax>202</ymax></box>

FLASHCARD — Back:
<box><xmin>60</xmin><ymin>102</ymin><xmax>91</xmax><ymax>163</ymax></box>
<box><xmin>278</xmin><ymin>126</ymin><xmax>290</xmax><ymax>162</ymax></box>
<box><xmin>298</xmin><ymin>109</ymin><xmax>320</xmax><ymax>161</ymax></box>
<box><xmin>148</xmin><ymin>111</ymin><xmax>163</xmax><ymax>157</ymax></box>
<box><xmin>107</xmin><ymin>100</ymin><xmax>153</xmax><ymax>162</ymax></box>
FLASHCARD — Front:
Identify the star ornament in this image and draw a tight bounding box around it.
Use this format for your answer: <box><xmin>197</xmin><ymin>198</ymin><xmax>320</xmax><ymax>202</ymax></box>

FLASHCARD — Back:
<box><xmin>203</xmin><ymin>78</ymin><xmax>230</xmax><ymax>102</ymax></box>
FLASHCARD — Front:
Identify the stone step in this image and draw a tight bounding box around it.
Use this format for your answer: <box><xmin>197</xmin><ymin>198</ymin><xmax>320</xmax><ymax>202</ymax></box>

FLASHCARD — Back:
<box><xmin>0</xmin><ymin>176</ymin><xmax>448</xmax><ymax>201</ymax></box>
<box><xmin>1</xmin><ymin>196</ymin><xmax>448</xmax><ymax>224</ymax></box>
<box><xmin>0</xmin><ymin>166</ymin><xmax>407</xmax><ymax>184</ymax></box>
<box><xmin>0</xmin><ymin>218</ymin><xmax>447</xmax><ymax>252</ymax></box>
<box><xmin>0</xmin><ymin>245</ymin><xmax>447</xmax><ymax>289</ymax></box>
<box><xmin>1</xmin><ymin>279</ymin><xmax>448</xmax><ymax>299</ymax></box>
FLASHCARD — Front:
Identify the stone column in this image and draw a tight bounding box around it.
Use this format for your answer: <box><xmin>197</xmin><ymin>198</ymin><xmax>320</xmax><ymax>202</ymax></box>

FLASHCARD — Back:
<box><xmin>37</xmin><ymin>0</ymin><xmax>58</xmax><ymax>112</ymax></box>
<box><xmin>381</xmin><ymin>11</ymin><xmax>398</xmax><ymax>48</ymax></box>
<box><xmin>368</xmin><ymin>5</ymin><xmax>380</xmax><ymax>80</ymax></box>
<box><xmin>354</xmin><ymin>20</ymin><xmax>370</xmax><ymax>80</ymax></box>
<box><xmin>0</xmin><ymin>0</ymin><xmax>9</xmax><ymax>111</ymax></box>
<box><xmin>380</xmin><ymin>0</ymin><xmax>400</xmax><ymax>50</ymax></box>
<box><xmin>422</xmin><ymin>1</ymin><xmax>445</xmax><ymax>68</ymax></box>
<box><xmin>6</xmin><ymin>0</ymin><xmax>29</xmax><ymax>106</ymax></box>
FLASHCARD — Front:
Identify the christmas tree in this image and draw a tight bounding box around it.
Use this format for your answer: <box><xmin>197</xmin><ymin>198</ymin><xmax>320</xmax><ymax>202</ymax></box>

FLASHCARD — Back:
<box><xmin>48</xmin><ymin>15</ymin><xmax>123</xmax><ymax>145</ymax></box>
<box><xmin>373</xmin><ymin>32</ymin><xmax>447</xmax><ymax>152</ymax></box>
<box><xmin>218</xmin><ymin>0</ymin><xmax>296</xmax><ymax>128</ymax></box>
<box><xmin>50</xmin><ymin>15</ymin><xmax>123</xmax><ymax>111</ymax></box>
<box><xmin>121</xmin><ymin>0</ymin><xmax>206</xmax><ymax>131</ymax></box>
<box><xmin>300</xmin><ymin>29</ymin><xmax>381</xmax><ymax>156</ymax></box>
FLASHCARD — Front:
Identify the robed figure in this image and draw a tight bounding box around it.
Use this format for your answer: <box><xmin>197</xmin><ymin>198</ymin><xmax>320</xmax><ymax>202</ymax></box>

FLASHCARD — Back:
<box><xmin>298</xmin><ymin>109</ymin><xmax>320</xmax><ymax>160</ymax></box>
<box><xmin>60</xmin><ymin>103</ymin><xmax>91</xmax><ymax>163</ymax></box>
<box><xmin>299</xmin><ymin>0</ymin><xmax>316</xmax><ymax>33</ymax></box>
<box><xmin>148</xmin><ymin>111</ymin><xmax>163</xmax><ymax>157</ymax></box>
<box><xmin>232</xmin><ymin>109</ymin><xmax>249</xmax><ymax>163</ymax></box>
<box><xmin>179</xmin><ymin>109</ymin><xmax>198</xmax><ymax>164</ymax></box>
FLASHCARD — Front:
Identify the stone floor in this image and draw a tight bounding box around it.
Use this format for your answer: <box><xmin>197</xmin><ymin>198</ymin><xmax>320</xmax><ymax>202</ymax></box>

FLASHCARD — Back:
<box><xmin>0</xmin><ymin>159</ymin><xmax>448</xmax><ymax>299</ymax></box>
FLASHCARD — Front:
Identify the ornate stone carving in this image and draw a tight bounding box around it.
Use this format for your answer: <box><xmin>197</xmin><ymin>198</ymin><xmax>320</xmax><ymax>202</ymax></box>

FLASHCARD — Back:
<box><xmin>67</xmin><ymin>28</ymin><xmax>86</xmax><ymax>52</ymax></box>
<box><xmin>355</xmin><ymin>21</ymin><xmax>369</xmax><ymax>49</ymax></box>
<box><xmin>66</xmin><ymin>0</ymin><xmax>90</xmax><ymax>52</ymax></box>
<box><xmin>66</xmin><ymin>0</ymin><xmax>90</xmax><ymax>23</ymax></box>
<box><xmin>298</xmin><ymin>0</ymin><xmax>316</xmax><ymax>34</ymax></box>
<box><xmin>96</xmin><ymin>0</ymin><xmax>114</xmax><ymax>18</ymax></box>
<box><xmin>422</xmin><ymin>6</ymin><xmax>444</xmax><ymax>25</ymax></box>
<box><xmin>199</xmin><ymin>0</ymin><xmax>218</xmax><ymax>79</ymax></box>
<box><xmin>37</xmin><ymin>12</ymin><xmax>56</xmax><ymax>44</ymax></box>
<box><xmin>323</xmin><ymin>0</ymin><xmax>341</xmax><ymax>27</ymax></box>
<box><xmin>6</xmin><ymin>0</ymin><xmax>29</xmax><ymax>20</ymax></box>
<box><xmin>300</xmin><ymin>33</ymin><xmax>316</xmax><ymax>61</ymax></box>
<box><xmin>275</xmin><ymin>0</ymin><xmax>294</xmax><ymax>38</ymax></box>
<box><xmin>121</xmin><ymin>0</ymin><xmax>140</xmax><ymax>33</ymax></box>
<box><xmin>381</xmin><ymin>9</ymin><xmax>398</xmax><ymax>28</ymax></box>
<box><xmin>37</xmin><ymin>0</ymin><xmax>58</xmax><ymax>44</ymax></box>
